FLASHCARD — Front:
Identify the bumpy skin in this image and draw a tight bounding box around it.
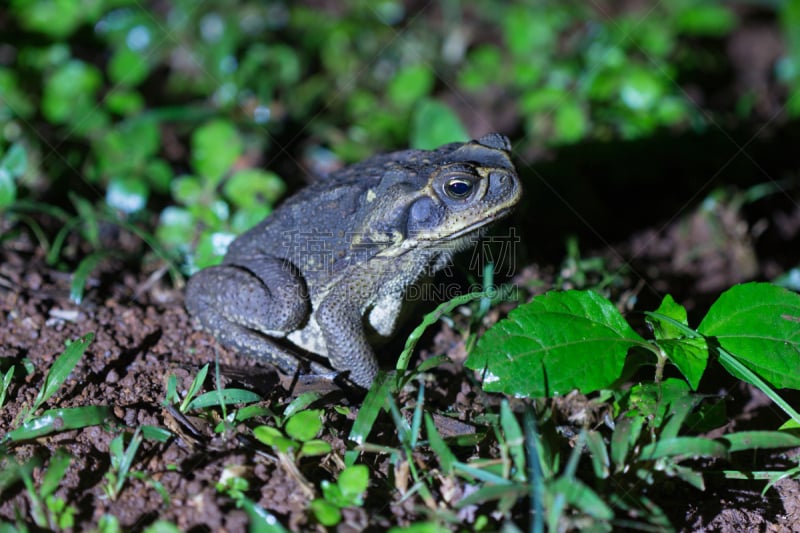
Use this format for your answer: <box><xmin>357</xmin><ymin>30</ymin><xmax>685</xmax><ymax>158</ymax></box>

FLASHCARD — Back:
<box><xmin>185</xmin><ymin>133</ymin><xmax>522</xmax><ymax>387</ymax></box>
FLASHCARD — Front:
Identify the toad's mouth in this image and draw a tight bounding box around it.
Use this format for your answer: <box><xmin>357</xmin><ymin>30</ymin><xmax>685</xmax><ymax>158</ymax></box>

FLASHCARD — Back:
<box><xmin>424</xmin><ymin>205</ymin><xmax>516</xmax><ymax>243</ymax></box>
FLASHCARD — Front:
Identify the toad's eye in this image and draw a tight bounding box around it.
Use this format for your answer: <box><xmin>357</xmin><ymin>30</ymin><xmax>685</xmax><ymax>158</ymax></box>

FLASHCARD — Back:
<box><xmin>445</xmin><ymin>178</ymin><xmax>474</xmax><ymax>199</ymax></box>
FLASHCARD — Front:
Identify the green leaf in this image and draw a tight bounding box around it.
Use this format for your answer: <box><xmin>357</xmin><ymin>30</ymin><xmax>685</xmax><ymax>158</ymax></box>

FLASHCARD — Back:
<box><xmin>34</xmin><ymin>333</ymin><xmax>94</xmax><ymax>411</ymax></box>
<box><xmin>585</xmin><ymin>430</ymin><xmax>610</xmax><ymax>479</ymax></box>
<box><xmin>466</xmin><ymin>290</ymin><xmax>645</xmax><ymax>397</ymax></box>
<box><xmin>2</xmin><ymin>143</ymin><xmax>27</xmax><ymax>176</ymax></box>
<box><xmin>338</xmin><ymin>465</ymin><xmax>369</xmax><ymax>501</ymax></box>
<box><xmin>71</xmin><ymin>251</ymin><xmax>116</xmax><ymax>304</ymax></box>
<box><xmin>108</xmin><ymin>48</ymin><xmax>149</xmax><ymax>86</ymax></box>
<box><xmin>625</xmin><ymin>379</ymin><xmax>694</xmax><ymax>431</ymax></box>
<box><xmin>310</xmin><ymin>498</ymin><xmax>341</xmax><ymax>526</ymax></box>
<box><xmin>193</xmin><ymin>231</ymin><xmax>235</xmax><ymax>269</ymax></box>
<box><xmin>610</xmin><ymin>414</ymin><xmax>643</xmax><ymax>471</ymax></box>
<box><xmin>646</xmin><ymin>296</ymin><xmax>709</xmax><ymax>389</ymax></box>
<box><xmin>42</xmin><ymin>59</ymin><xmax>104</xmax><ymax>127</ymax></box>
<box><xmin>300</xmin><ymin>439</ymin><xmax>331</xmax><ymax>457</ymax></box>
<box><xmin>648</xmin><ymin>294</ymin><xmax>689</xmax><ymax>340</ymax></box>
<box><xmin>141</xmin><ymin>425</ymin><xmax>173</xmax><ymax>443</ymax></box>
<box><xmin>180</xmin><ymin>363</ymin><xmax>209</xmax><ymax>412</ymax></box>
<box><xmin>186</xmin><ymin>388</ymin><xmax>262</xmax><ymax>410</ymax></box>
<box><xmin>553</xmin><ymin>101</ymin><xmax>588</xmax><ymax>144</ymax></box>
<box><xmin>285</xmin><ymin>409</ymin><xmax>323</xmax><ymax>442</ymax></box>
<box><xmin>619</xmin><ymin>67</ymin><xmax>664</xmax><ymax>111</ymax></box>
<box><xmin>548</xmin><ymin>477</ymin><xmax>614</xmax><ymax>520</ymax></box>
<box><xmin>156</xmin><ymin>206</ymin><xmax>195</xmax><ymax>248</ymax></box>
<box><xmin>409</xmin><ymin>99</ymin><xmax>469</xmax><ymax>150</ymax></box>
<box><xmin>223</xmin><ymin>169</ymin><xmax>286</xmax><ymax>209</ymax></box>
<box><xmin>387</xmin><ymin>64</ymin><xmax>434</xmax><ymax>108</ymax></box>
<box><xmin>191</xmin><ymin>120</ymin><xmax>242</xmax><ymax>183</ymax></box>
<box><xmin>6</xmin><ymin>405</ymin><xmax>112</xmax><ymax>441</ymax></box>
<box><xmin>347</xmin><ymin>372</ymin><xmax>392</xmax><ymax>448</ymax></box>
<box><xmin>0</xmin><ymin>168</ymin><xmax>16</xmax><ymax>208</ymax></box>
<box><xmin>424</xmin><ymin>414</ymin><xmax>457</xmax><ymax>474</ymax></box>
<box><xmin>282</xmin><ymin>392</ymin><xmax>322</xmax><ymax>419</ymax></box>
<box><xmin>253</xmin><ymin>425</ymin><xmax>297</xmax><ymax>453</ymax></box>
<box><xmin>677</xmin><ymin>5</ymin><xmax>737</xmax><ymax>37</ymax></box>
<box><xmin>41</xmin><ymin>449</ymin><xmax>72</xmax><ymax>498</ymax></box>
<box><xmin>720</xmin><ymin>431</ymin><xmax>800</xmax><ymax>452</ymax></box>
<box><xmin>105</xmin><ymin>177</ymin><xmax>149</xmax><ymax>214</ymax></box>
<box><xmin>500</xmin><ymin>400</ymin><xmax>526</xmax><ymax>481</ymax></box>
<box><xmin>697</xmin><ymin>283</ymin><xmax>800</xmax><ymax>389</ymax></box>
<box><xmin>639</xmin><ymin>436</ymin><xmax>728</xmax><ymax>461</ymax></box>
<box><xmin>239</xmin><ymin>497</ymin><xmax>291</xmax><ymax>533</ymax></box>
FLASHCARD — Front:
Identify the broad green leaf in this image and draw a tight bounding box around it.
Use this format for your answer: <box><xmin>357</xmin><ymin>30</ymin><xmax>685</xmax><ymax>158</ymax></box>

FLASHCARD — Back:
<box><xmin>310</xmin><ymin>499</ymin><xmax>341</xmax><ymax>526</ymax></box>
<box><xmin>1</xmin><ymin>143</ymin><xmax>27</xmax><ymax>176</ymax></box>
<box><xmin>338</xmin><ymin>465</ymin><xmax>369</xmax><ymax>501</ymax></box>
<box><xmin>171</xmin><ymin>175</ymin><xmax>204</xmax><ymax>205</ymax></box>
<box><xmin>409</xmin><ymin>99</ymin><xmax>469</xmax><ymax>150</ymax></box>
<box><xmin>553</xmin><ymin>101</ymin><xmax>587</xmax><ymax>144</ymax></box>
<box><xmin>300</xmin><ymin>439</ymin><xmax>331</xmax><ymax>457</ymax></box>
<box><xmin>191</xmin><ymin>120</ymin><xmax>242</xmax><ymax>183</ymax></box>
<box><xmin>677</xmin><ymin>5</ymin><xmax>737</xmax><ymax>37</ymax></box>
<box><xmin>647</xmin><ymin>294</ymin><xmax>689</xmax><ymax>340</ymax></box>
<box><xmin>108</xmin><ymin>48</ymin><xmax>149</xmax><ymax>86</ymax></box>
<box><xmin>466</xmin><ymin>290</ymin><xmax>645</xmax><ymax>397</ymax></box>
<box><xmin>193</xmin><ymin>231</ymin><xmax>235</xmax><ymax>269</ymax></box>
<box><xmin>253</xmin><ymin>425</ymin><xmax>297</xmax><ymax>454</ymax></box>
<box><xmin>698</xmin><ymin>283</ymin><xmax>800</xmax><ymax>389</ymax></box>
<box><xmin>105</xmin><ymin>177</ymin><xmax>149</xmax><ymax>214</ymax></box>
<box><xmin>42</xmin><ymin>59</ymin><xmax>103</xmax><ymax>126</ymax></box>
<box><xmin>620</xmin><ymin>67</ymin><xmax>663</xmax><ymax>111</ymax></box>
<box><xmin>156</xmin><ymin>206</ymin><xmax>195</xmax><ymax>248</ymax></box>
<box><xmin>624</xmin><ymin>379</ymin><xmax>695</xmax><ymax>433</ymax></box>
<box><xmin>646</xmin><ymin>296</ymin><xmax>709</xmax><ymax>389</ymax></box>
<box><xmin>285</xmin><ymin>409</ymin><xmax>323</xmax><ymax>442</ymax></box>
<box><xmin>387</xmin><ymin>64</ymin><xmax>434</xmax><ymax>108</ymax></box>
<box><xmin>223</xmin><ymin>169</ymin><xmax>286</xmax><ymax>209</ymax></box>
<box><xmin>659</xmin><ymin>339</ymin><xmax>708</xmax><ymax>390</ymax></box>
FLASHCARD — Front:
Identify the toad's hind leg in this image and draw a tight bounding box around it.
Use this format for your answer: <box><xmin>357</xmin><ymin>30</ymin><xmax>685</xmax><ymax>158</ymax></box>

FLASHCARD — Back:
<box><xmin>185</xmin><ymin>258</ymin><xmax>313</xmax><ymax>373</ymax></box>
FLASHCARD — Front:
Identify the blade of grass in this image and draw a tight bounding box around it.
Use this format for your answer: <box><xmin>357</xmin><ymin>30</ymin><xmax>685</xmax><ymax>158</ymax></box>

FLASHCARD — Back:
<box><xmin>180</xmin><ymin>363</ymin><xmax>209</xmax><ymax>413</ymax></box>
<box><xmin>41</xmin><ymin>449</ymin><xmax>72</xmax><ymax>498</ymax></box>
<box><xmin>346</xmin><ymin>371</ymin><xmax>392</xmax><ymax>465</ymax></box>
<box><xmin>6</xmin><ymin>405</ymin><xmax>112</xmax><ymax>441</ymax></box>
<box><xmin>187</xmin><ymin>388</ymin><xmax>262</xmax><ymax>411</ymax></box>
<box><xmin>396</xmin><ymin>291</ymin><xmax>487</xmax><ymax>374</ymax></box>
<box><xmin>31</xmin><ymin>333</ymin><xmax>94</xmax><ymax>415</ymax></box>
<box><xmin>70</xmin><ymin>251</ymin><xmax>118</xmax><ymax>304</ymax></box>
